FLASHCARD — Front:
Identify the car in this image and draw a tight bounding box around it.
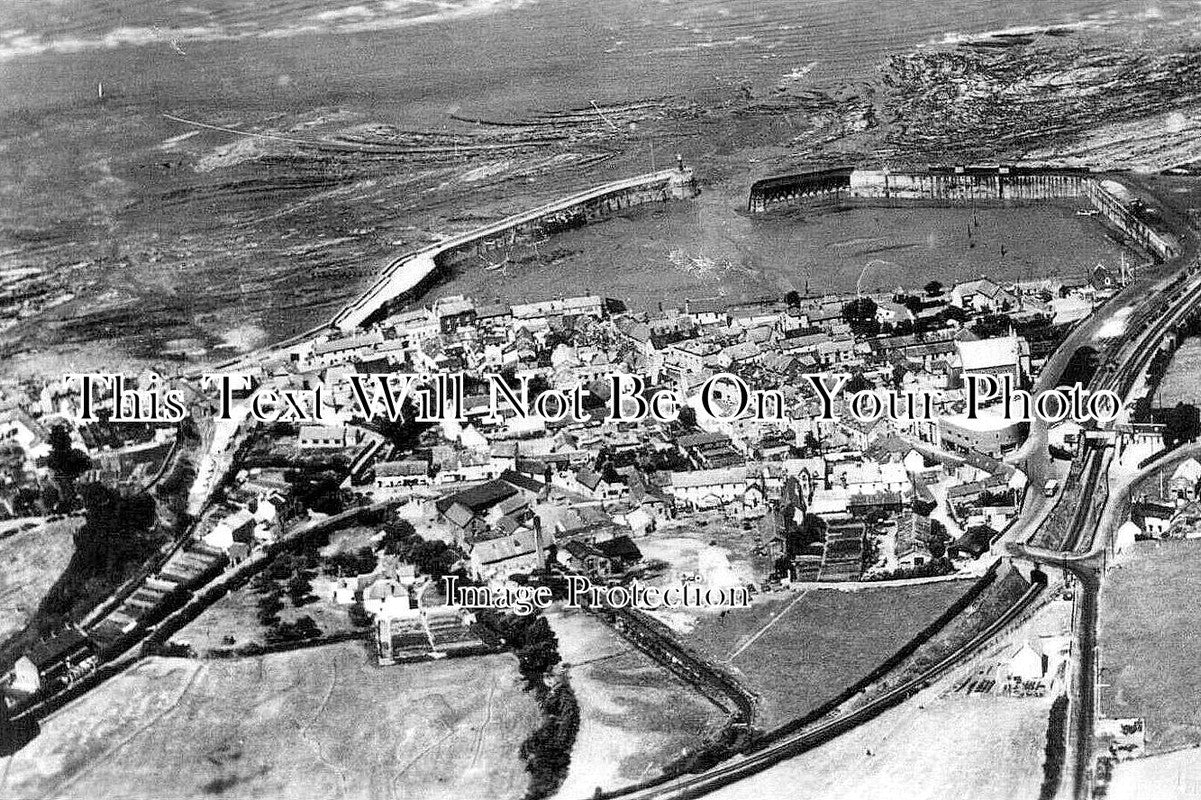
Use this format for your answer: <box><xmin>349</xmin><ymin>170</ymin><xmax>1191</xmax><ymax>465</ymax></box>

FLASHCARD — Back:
<box><xmin>1044</xmin><ymin>479</ymin><xmax>1060</xmax><ymax>497</ymax></box>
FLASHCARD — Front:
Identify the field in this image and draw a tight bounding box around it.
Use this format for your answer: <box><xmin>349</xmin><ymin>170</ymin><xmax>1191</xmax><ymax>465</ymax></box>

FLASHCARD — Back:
<box><xmin>710</xmin><ymin>680</ymin><xmax>1052</xmax><ymax>800</ymax></box>
<box><xmin>1108</xmin><ymin>748</ymin><xmax>1201</xmax><ymax>800</ymax></box>
<box><xmin>1099</xmin><ymin>538</ymin><xmax>1201</xmax><ymax>753</ymax></box>
<box><xmin>174</xmin><ymin>524</ymin><xmax>390</xmax><ymax>653</ymax></box>
<box><xmin>0</xmin><ymin>644</ymin><xmax>540</xmax><ymax>800</ymax></box>
<box><xmin>0</xmin><ymin>519</ymin><xmax>78</xmax><ymax>654</ymax></box>
<box><xmin>172</xmin><ymin>579</ymin><xmax>364</xmax><ymax>653</ymax></box>
<box><xmin>687</xmin><ymin>581</ymin><xmax>972</xmax><ymax>728</ymax></box>
<box><xmin>636</xmin><ymin>526</ymin><xmax>766</xmax><ymax>635</ymax></box>
<box><xmin>708</xmin><ymin>580</ymin><xmax>1065</xmax><ymax>800</ymax></box>
<box><xmin>549</xmin><ymin>608</ymin><xmax>726</xmax><ymax>797</ymax></box>
<box><xmin>1155</xmin><ymin>338</ymin><xmax>1201</xmax><ymax>406</ymax></box>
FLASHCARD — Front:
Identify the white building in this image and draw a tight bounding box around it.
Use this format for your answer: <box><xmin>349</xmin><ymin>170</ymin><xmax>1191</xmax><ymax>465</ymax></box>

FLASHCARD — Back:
<box><xmin>298</xmin><ymin>425</ymin><xmax>353</xmax><ymax>449</ymax></box>
<box><xmin>668</xmin><ymin>467</ymin><xmax>748</xmax><ymax>509</ymax></box>
<box><xmin>956</xmin><ymin>335</ymin><xmax>1027</xmax><ymax>385</ymax></box>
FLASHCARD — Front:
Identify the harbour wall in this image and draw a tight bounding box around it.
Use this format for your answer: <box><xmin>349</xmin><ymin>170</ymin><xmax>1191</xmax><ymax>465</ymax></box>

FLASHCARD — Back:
<box><xmin>334</xmin><ymin>166</ymin><xmax>699</xmax><ymax>331</ymax></box>
<box><xmin>747</xmin><ymin>165</ymin><xmax>1180</xmax><ymax>261</ymax></box>
<box><xmin>1083</xmin><ymin>179</ymin><xmax>1180</xmax><ymax>261</ymax></box>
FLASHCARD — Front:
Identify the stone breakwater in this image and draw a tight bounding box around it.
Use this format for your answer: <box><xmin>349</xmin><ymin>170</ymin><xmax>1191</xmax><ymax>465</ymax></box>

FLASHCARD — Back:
<box><xmin>747</xmin><ymin>165</ymin><xmax>1179</xmax><ymax>261</ymax></box>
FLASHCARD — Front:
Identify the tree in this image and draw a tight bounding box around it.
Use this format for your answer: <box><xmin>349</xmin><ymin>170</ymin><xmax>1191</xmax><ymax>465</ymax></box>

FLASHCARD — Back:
<box><xmin>74</xmin><ymin>484</ymin><xmax>157</xmax><ymax>567</ymax></box>
<box><xmin>409</xmin><ymin>540</ymin><xmax>459</xmax><ymax>579</ymax></box>
<box><xmin>901</xmin><ymin>295</ymin><xmax>924</xmax><ymax>316</ymax></box>
<box><xmin>251</xmin><ymin>571</ymin><xmax>275</xmax><ymax>594</ymax></box>
<box><xmin>924</xmin><ymin>280</ymin><xmax>944</xmax><ymax>297</ymax></box>
<box><xmin>784</xmin><ymin>290</ymin><xmax>801</xmax><ymax>307</ymax></box>
<box><xmin>515</xmin><ymin>617</ymin><xmax>561</xmax><ymax>679</ymax></box>
<box><xmin>178</xmin><ymin>415</ymin><xmax>200</xmax><ymax>443</ymax></box>
<box><xmin>937</xmin><ymin>305</ymin><xmax>970</xmax><ymax>325</ymax></box>
<box><xmin>1164</xmin><ymin>402</ymin><xmax>1200</xmax><ymax>448</ymax></box>
<box><xmin>293</xmin><ymin>615</ymin><xmax>321</xmax><ymax>639</ymax></box>
<box><xmin>41</xmin><ymin>483</ymin><xmax>166</xmax><ymax>618</ymax></box>
<box><xmin>285</xmin><ymin>469</ymin><xmax>346</xmax><ymax>515</ymax></box>
<box><xmin>13</xmin><ymin>488</ymin><xmax>39</xmax><ymax>516</ymax></box>
<box><xmin>841</xmin><ymin>297</ymin><xmax>879</xmax><ymax>336</ymax></box>
<box><xmin>927</xmin><ymin>518</ymin><xmax>949</xmax><ymax>559</ymax></box>
<box><xmin>601</xmin><ymin>461</ymin><xmax>622</xmax><ymax>485</ymax></box>
<box><xmin>39</xmin><ymin>482</ymin><xmax>62</xmax><ymax>512</ymax></box>
<box><xmin>845</xmin><ymin>372</ymin><xmax>873</xmax><ymax>394</ymax></box>
<box><xmin>787</xmin><ymin>512</ymin><xmax>827</xmax><ymax>556</ymax></box>
<box><xmin>349</xmin><ymin>601</ymin><xmax>372</xmax><ymax>628</ymax></box>
<box><xmin>1131</xmin><ymin>395</ymin><xmax>1153</xmax><ymax>423</ymax></box>
<box><xmin>374</xmin><ymin>397</ymin><xmax>432</xmax><ymax>450</ymax></box>
<box><xmin>257</xmin><ymin>591</ymin><xmax>284</xmax><ymax>627</ymax></box>
<box><xmin>379</xmin><ymin>518</ymin><xmax>418</xmax><ymax>555</ymax></box>
<box><xmin>47</xmin><ymin>424</ymin><xmax>91</xmax><ymax>483</ymax></box>
<box><xmin>1039</xmin><ymin>695</ymin><xmax>1070</xmax><ymax>800</ymax></box>
<box><xmin>521</xmin><ymin>680</ymin><xmax>579</xmax><ymax>798</ymax></box>
<box><xmin>288</xmin><ymin>573</ymin><xmax>315</xmax><ymax>607</ymax></box>
<box><xmin>0</xmin><ymin>444</ymin><xmax>24</xmax><ymax>475</ymax></box>
<box><xmin>326</xmin><ymin>546</ymin><xmax>378</xmax><ymax>576</ymax></box>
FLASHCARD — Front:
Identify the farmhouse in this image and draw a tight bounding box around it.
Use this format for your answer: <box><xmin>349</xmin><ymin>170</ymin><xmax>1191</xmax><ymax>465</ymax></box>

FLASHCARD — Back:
<box><xmin>469</xmin><ymin>526</ymin><xmax>552</xmax><ymax>581</ymax></box>
<box><xmin>562</xmin><ymin>535</ymin><xmax>643</xmax><ymax>578</ymax></box>
<box><xmin>950</xmin><ymin>278</ymin><xmax>1018</xmax><ymax>313</ymax></box>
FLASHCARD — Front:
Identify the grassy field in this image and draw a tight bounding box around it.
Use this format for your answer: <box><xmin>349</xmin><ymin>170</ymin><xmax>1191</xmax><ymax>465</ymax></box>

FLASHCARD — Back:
<box><xmin>173</xmin><ymin>580</ymin><xmax>364</xmax><ymax>653</ymax></box>
<box><xmin>1109</xmin><ymin>747</ymin><xmax>1201</xmax><ymax>800</ymax></box>
<box><xmin>0</xmin><ymin>519</ymin><xmax>78</xmax><ymax>656</ymax></box>
<box><xmin>0</xmin><ymin>644</ymin><xmax>540</xmax><ymax>800</ymax></box>
<box><xmin>174</xmin><ymin>524</ymin><xmax>383</xmax><ymax>652</ymax></box>
<box><xmin>1156</xmin><ymin>339</ymin><xmax>1201</xmax><ymax>407</ymax></box>
<box><xmin>549</xmin><ymin>608</ymin><xmax>726</xmax><ymax>797</ymax></box>
<box><xmin>687</xmin><ymin>581</ymin><xmax>972</xmax><ymax>728</ymax></box>
<box><xmin>709</xmin><ymin>577</ymin><xmax>1063</xmax><ymax>800</ymax></box>
<box><xmin>1100</xmin><ymin>539</ymin><xmax>1201</xmax><ymax>753</ymax></box>
<box><xmin>710</xmin><ymin>685</ymin><xmax>1052</xmax><ymax>800</ymax></box>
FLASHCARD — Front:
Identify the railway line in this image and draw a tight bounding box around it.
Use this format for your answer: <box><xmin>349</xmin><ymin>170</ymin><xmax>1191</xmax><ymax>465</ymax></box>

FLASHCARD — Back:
<box><xmin>1013</xmin><ymin>179</ymin><xmax>1201</xmax><ymax>799</ymax></box>
<box><xmin>600</xmin><ymin>178</ymin><xmax>1201</xmax><ymax>800</ymax></box>
<box><xmin>596</xmin><ymin>571</ymin><xmax>1045</xmax><ymax>800</ymax></box>
<box><xmin>14</xmin><ymin>168</ymin><xmax>1198</xmax><ymax>796</ymax></box>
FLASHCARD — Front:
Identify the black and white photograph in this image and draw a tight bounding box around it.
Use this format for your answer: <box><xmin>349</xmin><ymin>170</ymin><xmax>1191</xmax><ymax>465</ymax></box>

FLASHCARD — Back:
<box><xmin>1</xmin><ymin>1</ymin><xmax>1200</xmax><ymax>798</ymax></box>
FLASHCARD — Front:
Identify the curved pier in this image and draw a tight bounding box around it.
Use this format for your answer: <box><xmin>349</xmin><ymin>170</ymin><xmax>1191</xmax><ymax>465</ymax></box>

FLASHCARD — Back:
<box><xmin>334</xmin><ymin>166</ymin><xmax>698</xmax><ymax>331</ymax></box>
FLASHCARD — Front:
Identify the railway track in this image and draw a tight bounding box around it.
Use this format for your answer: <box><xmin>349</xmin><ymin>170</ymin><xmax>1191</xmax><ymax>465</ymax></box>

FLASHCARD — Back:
<box><xmin>1018</xmin><ymin>234</ymin><xmax>1201</xmax><ymax>798</ymax></box>
<box><xmin>597</xmin><ymin>572</ymin><xmax>1045</xmax><ymax>800</ymax></box>
<box><xmin>598</xmin><ymin>189</ymin><xmax>1201</xmax><ymax>800</ymax></box>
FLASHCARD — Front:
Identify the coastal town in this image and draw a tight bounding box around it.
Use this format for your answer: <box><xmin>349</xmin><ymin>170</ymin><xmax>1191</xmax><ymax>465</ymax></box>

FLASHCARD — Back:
<box><xmin>4</xmin><ymin>193</ymin><xmax>1201</xmax><ymax>797</ymax></box>
<box><xmin>7</xmin><ymin>1</ymin><xmax>1201</xmax><ymax>797</ymax></box>
<box><xmin>0</xmin><ymin>270</ymin><xmax>1097</xmax><ymax>641</ymax></box>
